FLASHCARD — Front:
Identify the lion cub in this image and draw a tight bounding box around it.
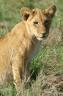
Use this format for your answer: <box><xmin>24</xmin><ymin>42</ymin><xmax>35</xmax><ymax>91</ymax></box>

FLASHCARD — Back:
<box><xmin>0</xmin><ymin>5</ymin><xmax>56</xmax><ymax>91</ymax></box>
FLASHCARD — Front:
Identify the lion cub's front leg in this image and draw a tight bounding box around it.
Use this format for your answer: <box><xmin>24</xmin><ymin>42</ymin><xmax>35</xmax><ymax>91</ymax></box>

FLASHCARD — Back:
<box><xmin>12</xmin><ymin>53</ymin><xmax>24</xmax><ymax>91</ymax></box>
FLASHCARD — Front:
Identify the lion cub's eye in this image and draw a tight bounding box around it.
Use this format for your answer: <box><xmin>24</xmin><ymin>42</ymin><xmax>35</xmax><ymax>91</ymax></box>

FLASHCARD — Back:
<box><xmin>34</xmin><ymin>21</ymin><xmax>38</xmax><ymax>25</ymax></box>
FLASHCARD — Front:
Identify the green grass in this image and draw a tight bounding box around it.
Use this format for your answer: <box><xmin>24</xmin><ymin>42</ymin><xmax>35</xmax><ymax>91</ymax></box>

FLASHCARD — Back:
<box><xmin>0</xmin><ymin>0</ymin><xmax>63</xmax><ymax>96</ymax></box>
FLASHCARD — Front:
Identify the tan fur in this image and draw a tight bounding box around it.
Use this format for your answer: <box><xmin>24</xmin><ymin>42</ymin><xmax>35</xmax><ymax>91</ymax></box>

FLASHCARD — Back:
<box><xmin>0</xmin><ymin>5</ymin><xmax>56</xmax><ymax>91</ymax></box>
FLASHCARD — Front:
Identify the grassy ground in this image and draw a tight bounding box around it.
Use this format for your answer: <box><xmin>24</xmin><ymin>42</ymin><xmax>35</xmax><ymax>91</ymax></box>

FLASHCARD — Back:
<box><xmin>0</xmin><ymin>0</ymin><xmax>63</xmax><ymax>96</ymax></box>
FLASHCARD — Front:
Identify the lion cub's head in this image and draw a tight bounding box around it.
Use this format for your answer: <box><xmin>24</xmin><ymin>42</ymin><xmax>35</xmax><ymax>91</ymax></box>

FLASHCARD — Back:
<box><xmin>21</xmin><ymin>5</ymin><xmax>56</xmax><ymax>40</ymax></box>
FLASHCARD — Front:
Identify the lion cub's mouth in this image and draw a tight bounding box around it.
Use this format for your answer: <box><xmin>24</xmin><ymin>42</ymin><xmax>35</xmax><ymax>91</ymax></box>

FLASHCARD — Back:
<box><xmin>43</xmin><ymin>32</ymin><xmax>48</xmax><ymax>38</ymax></box>
<box><xmin>37</xmin><ymin>32</ymin><xmax>48</xmax><ymax>41</ymax></box>
<box><xmin>37</xmin><ymin>36</ymin><xmax>43</xmax><ymax>41</ymax></box>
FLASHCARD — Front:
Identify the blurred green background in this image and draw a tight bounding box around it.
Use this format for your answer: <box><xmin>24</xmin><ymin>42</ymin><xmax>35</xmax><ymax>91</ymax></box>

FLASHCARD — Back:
<box><xmin>0</xmin><ymin>0</ymin><xmax>63</xmax><ymax>96</ymax></box>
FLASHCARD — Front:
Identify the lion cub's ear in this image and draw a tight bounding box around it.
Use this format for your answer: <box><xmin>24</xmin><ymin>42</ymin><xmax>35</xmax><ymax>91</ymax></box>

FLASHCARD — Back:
<box><xmin>44</xmin><ymin>5</ymin><xmax>56</xmax><ymax>17</ymax></box>
<box><xmin>20</xmin><ymin>7</ymin><xmax>31</xmax><ymax>20</ymax></box>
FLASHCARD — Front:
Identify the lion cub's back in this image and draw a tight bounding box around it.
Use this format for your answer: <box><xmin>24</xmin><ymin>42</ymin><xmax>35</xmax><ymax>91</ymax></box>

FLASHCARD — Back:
<box><xmin>0</xmin><ymin>37</ymin><xmax>12</xmax><ymax>84</ymax></box>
